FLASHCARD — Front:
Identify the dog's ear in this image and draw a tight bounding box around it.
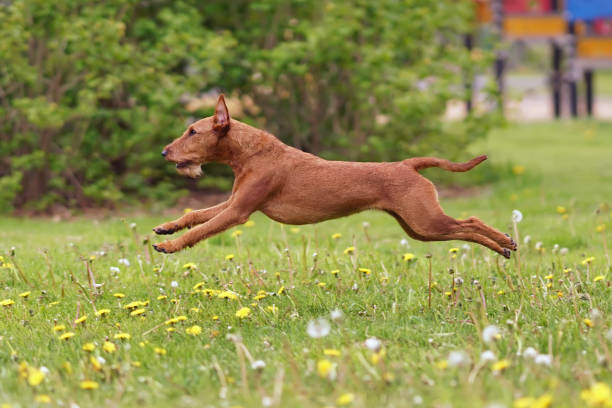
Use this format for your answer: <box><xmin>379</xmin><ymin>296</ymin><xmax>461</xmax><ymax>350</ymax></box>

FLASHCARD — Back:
<box><xmin>213</xmin><ymin>94</ymin><xmax>230</xmax><ymax>134</ymax></box>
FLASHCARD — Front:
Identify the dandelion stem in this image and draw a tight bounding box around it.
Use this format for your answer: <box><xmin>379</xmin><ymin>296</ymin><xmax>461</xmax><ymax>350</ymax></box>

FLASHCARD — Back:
<box><xmin>512</xmin><ymin>221</ymin><xmax>522</xmax><ymax>276</ymax></box>
<box><xmin>8</xmin><ymin>251</ymin><xmax>32</xmax><ymax>287</ymax></box>
<box><xmin>427</xmin><ymin>255</ymin><xmax>432</xmax><ymax>309</ymax></box>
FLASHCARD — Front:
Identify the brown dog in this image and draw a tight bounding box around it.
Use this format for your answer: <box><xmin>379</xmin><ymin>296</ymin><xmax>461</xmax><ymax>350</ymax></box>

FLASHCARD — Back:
<box><xmin>153</xmin><ymin>94</ymin><xmax>516</xmax><ymax>258</ymax></box>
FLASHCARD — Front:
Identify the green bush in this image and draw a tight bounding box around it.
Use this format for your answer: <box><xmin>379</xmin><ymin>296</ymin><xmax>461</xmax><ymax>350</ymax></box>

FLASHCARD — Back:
<box><xmin>0</xmin><ymin>0</ymin><xmax>498</xmax><ymax>212</ymax></box>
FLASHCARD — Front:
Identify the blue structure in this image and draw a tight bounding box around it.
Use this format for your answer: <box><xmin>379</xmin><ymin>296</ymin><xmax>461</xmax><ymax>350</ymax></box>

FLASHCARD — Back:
<box><xmin>566</xmin><ymin>0</ymin><xmax>612</xmax><ymax>22</ymax></box>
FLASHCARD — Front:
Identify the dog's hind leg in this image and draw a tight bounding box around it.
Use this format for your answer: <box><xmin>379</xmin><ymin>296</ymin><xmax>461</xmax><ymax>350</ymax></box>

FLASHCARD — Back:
<box><xmin>153</xmin><ymin>200</ymin><xmax>230</xmax><ymax>235</ymax></box>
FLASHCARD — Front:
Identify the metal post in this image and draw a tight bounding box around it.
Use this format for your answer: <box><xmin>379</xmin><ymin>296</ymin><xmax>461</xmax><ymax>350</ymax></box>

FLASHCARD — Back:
<box><xmin>585</xmin><ymin>69</ymin><xmax>594</xmax><ymax>116</ymax></box>
<box><xmin>567</xmin><ymin>22</ymin><xmax>578</xmax><ymax>117</ymax></box>
<box><xmin>464</xmin><ymin>33</ymin><xmax>474</xmax><ymax>114</ymax></box>
<box><xmin>551</xmin><ymin>40</ymin><xmax>563</xmax><ymax>118</ymax></box>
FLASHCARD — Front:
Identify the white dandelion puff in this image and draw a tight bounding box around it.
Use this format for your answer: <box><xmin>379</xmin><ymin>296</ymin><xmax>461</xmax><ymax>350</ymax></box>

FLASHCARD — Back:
<box><xmin>307</xmin><ymin>318</ymin><xmax>331</xmax><ymax>338</ymax></box>
<box><xmin>512</xmin><ymin>209</ymin><xmax>523</xmax><ymax>223</ymax></box>
<box><xmin>482</xmin><ymin>325</ymin><xmax>501</xmax><ymax>344</ymax></box>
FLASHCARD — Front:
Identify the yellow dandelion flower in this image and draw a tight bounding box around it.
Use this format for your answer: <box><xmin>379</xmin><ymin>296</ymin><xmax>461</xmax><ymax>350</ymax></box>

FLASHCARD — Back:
<box><xmin>556</xmin><ymin>206</ymin><xmax>567</xmax><ymax>214</ymax></box>
<box><xmin>235</xmin><ymin>307</ymin><xmax>251</xmax><ymax>319</ymax></box>
<box><xmin>584</xmin><ymin>318</ymin><xmax>593</xmax><ymax>328</ymax></box>
<box><xmin>154</xmin><ymin>347</ymin><xmax>166</xmax><ymax>355</ymax></box>
<box><xmin>34</xmin><ymin>395</ymin><xmax>51</xmax><ymax>404</ymax></box>
<box><xmin>186</xmin><ymin>325</ymin><xmax>202</xmax><ymax>336</ymax></box>
<box><xmin>130</xmin><ymin>308</ymin><xmax>146</xmax><ymax>317</ymax></box>
<box><xmin>324</xmin><ymin>349</ymin><xmax>341</xmax><ymax>357</ymax></box>
<box><xmin>343</xmin><ymin>246</ymin><xmax>355</xmax><ymax>255</ymax></box>
<box><xmin>331</xmin><ymin>233</ymin><xmax>342</xmax><ymax>240</ymax></box>
<box><xmin>317</xmin><ymin>282</ymin><xmax>327</xmax><ymax>288</ymax></box>
<box><xmin>436</xmin><ymin>360</ymin><xmax>448</xmax><ymax>370</ymax></box>
<box><xmin>27</xmin><ymin>368</ymin><xmax>45</xmax><ymax>386</ymax></box>
<box><xmin>90</xmin><ymin>356</ymin><xmax>102</xmax><ymax>371</ymax></box>
<box><xmin>63</xmin><ymin>361</ymin><xmax>72</xmax><ymax>374</ymax></box>
<box><xmin>330</xmin><ymin>269</ymin><xmax>339</xmax><ymax>276</ymax></box>
<box><xmin>59</xmin><ymin>332</ymin><xmax>75</xmax><ymax>340</ymax></box>
<box><xmin>114</xmin><ymin>332</ymin><xmax>131</xmax><ymax>340</ymax></box>
<box><xmin>82</xmin><ymin>343</ymin><xmax>96</xmax><ymax>352</ymax></box>
<box><xmin>492</xmin><ymin>359</ymin><xmax>511</xmax><ymax>372</ymax></box>
<box><xmin>231</xmin><ymin>230</ymin><xmax>243</xmax><ymax>238</ymax></box>
<box><xmin>48</xmin><ymin>301</ymin><xmax>60</xmax><ymax>306</ymax></box>
<box><xmin>113</xmin><ymin>293</ymin><xmax>125</xmax><ymax>298</ymax></box>
<box><xmin>266</xmin><ymin>305</ymin><xmax>278</xmax><ymax>314</ymax></box>
<box><xmin>212</xmin><ymin>315</ymin><xmax>219</xmax><ymax>321</ymax></box>
<box><xmin>157</xmin><ymin>295</ymin><xmax>168</xmax><ymax>300</ymax></box>
<box><xmin>544</xmin><ymin>274</ymin><xmax>553</xmax><ymax>280</ymax></box>
<box><xmin>53</xmin><ymin>324</ymin><xmax>66</xmax><ymax>332</ymax></box>
<box><xmin>176</xmin><ymin>315</ymin><xmax>187</xmax><ymax>321</ymax></box>
<box><xmin>254</xmin><ymin>294</ymin><xmax>266</xmax><ymax>300</ymax></box>
<box><xmin>80</xmin><ymin>380</ymin><xmax>99</xmax><ymax>390</ymax></box>
<box><xmin>190</xmin><ymin>307</ymin><xmax>200</xmax><ymax>313</ymax></box>
<box><xmin>245</xmin><ymin>220</ymin><xmax>255</xmax><ymax>227</ymax></box>
<box><xmin>563</xmin><ymin>268</ymin><xmax>572</xmax><ymax>274</ymax></box>
<box><xmin>95</xmin><ymin>309</ymin><xmax>110</xmax><ymax>317</ymax></box>
<box><xmin>182</xmin><ymin>262</ymin><xmax>197</xmax><ymax>270</ymax></box>
<box><xmin>449</xmin><ymin>247</ymin><xmax>459</xmax><ymax>254</ymax></box>
<box><xmin>337</xmin><ymin>393</ymin><xmax>355</xmax><ymax>406</ymax></box>
<box><xmin>0</xmin><ymin>299</ymin><xmax>15</xmax><ymax>307</ymax></box>
<box><xmin>74</xmin><ymin>315</ymin><xmax>87</xmax><ymax>325</ymax></box>
<box><xmin>581</xmin><ymin>257</ymin><xmax>595</xmax><ymax>265</ymax></box>
<box><xmin>103</xmin><ymin>341</ymin><xmax>116</xmax><ymax>353</ymax></box>
<box><xmin>166</xmin><ymin>327</ymin><xmax>176</xmax><ymax>333</ymax></box>
<box><xmin>358</xmin><ymin>268</ymin><xmax>371</xmax><ymax>275</ymax></box>
<box><xmin>290</xmin><ymin>227</ymin><xmax>300</xmax><ymax>234</ymax></box>
<box><xmin>596</xmin><ymin>224</ymin><xmax>605</xmax><ymax>233</ymax></box>
<box><xmin>317</xmin><ymin>359</ymin><xmax>333</xmax><ymax>378</ymax></box>
<box><xmin>594</xmin><ymin>275</ymin><xmax>605</xmax><ymax>282</ymax></box>
<box><xmin>512</xmin><ymin>165</ymin><xmax>525</xmax><ymax>175</ymax></box>
<box><xmin>131</xmin><ymin>361</ymin><xmax>141</xmax><ymax>367</ymax></box>
<box><xmin>19</xmin><ymin>291</ymin><xmax>31</xmax><ymax>298</ymax></box>
<box><xmin>183</xmin><ymin>207</ymin><xmax>192</xmax><ymax>214</ymax></box>
<box><xmin>581</xmin><ymin>382</ymin><xmax>612</xmax><ymax>407</ymax></box>
<box><xmin>277</xmin><ymin>286</ymin><xmax>285</xmax><ymax>295</ymax></box>
<box><xmin>497</xmin><ymin>290</ymin><xmax>505</xmax><ymax>295</ymax></box>
<box><xmin>225</xmin><ymin>254</ymin><xmax>235</xmax><ymax>261</ymax></box>
<box><xmin>193</xmin><ymin>282</ymin><xmax>205</xmax><ymax>290</ymax></box>
<box><xmin>402</xmin><ymin>253</ymin><xmax>416</xmax><ymax>261</ymax></box>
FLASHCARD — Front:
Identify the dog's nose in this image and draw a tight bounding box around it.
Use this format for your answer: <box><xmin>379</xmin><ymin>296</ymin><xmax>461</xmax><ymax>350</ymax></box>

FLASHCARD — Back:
<box><xmin>161</xmin><ymin>149</ymin><xmax>168</xmax><ymax>157</ymax></box>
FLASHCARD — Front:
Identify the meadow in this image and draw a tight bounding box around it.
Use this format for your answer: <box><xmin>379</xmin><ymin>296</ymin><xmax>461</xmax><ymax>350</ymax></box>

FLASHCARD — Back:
<box><xmin>0</xmin><ymin>121</ymin><xmax>610</xmax><ymax>408</ymax></box>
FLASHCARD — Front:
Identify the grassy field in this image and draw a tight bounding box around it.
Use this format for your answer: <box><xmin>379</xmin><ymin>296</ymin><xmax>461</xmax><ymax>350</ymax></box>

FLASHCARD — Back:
<box><xmin>0</xmin><ymin>122</ymin><xmax>611</xmax><ymax>408</ymax></box>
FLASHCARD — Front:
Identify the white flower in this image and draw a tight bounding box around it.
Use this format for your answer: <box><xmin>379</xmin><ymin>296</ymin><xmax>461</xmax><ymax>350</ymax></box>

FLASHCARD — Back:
<box><xmin>110</xmin><ymin>266</ymin><xmax>120</xmax><ymax>273</ymax></box>
<box><xmin>552</xmin><ymin>244</ymin><xmax>559</xmax><ymax>253</ymax></box>
<box><xmin>40</xmin><ymin>366</ymin><xmax>50</xmax><ymax>374</ymax></box>
<box><xmin>535</xmin><ymin>241</ymin><xmax>543</xmax><ymax>250</ymax></box>
<box><xmin>523</xmin><ymin>347</ymin><xmax>538</xmax><ymax>359</ymax></box>
<box><xmin>351</xmin><ymin>283</ymin><xmax>359</xmax><ymax>291</ymax></box>
<box><xmin>512</xmin><ymin>209</ymin><xmax>523</xmax><ymax>223</ymax></box>
<box><xmin>400</xmin><ymin>238</ymin><xmax>410</xmax><ymax>247</ymax></box>
<box><xmin>364</xmin><ymin>337</ymin><xmax>382</xmax><ymax>352</ymax></box>
<box><xmin>462</xmin><ymin>244</ymin><xmax>471</xmax><ymax>251</ymax></box>
<box><xmin>362</xmin><ymin>222</ymin><xmax>370</xmax><ymax>228</ymax></box>
<box><xmin>129</xmin><ymin>223</ymin><xmax>137</xmax><ymax>229</ymax></box>
<box><xmin>482</xmin><ymin>325</ymin><xmax>501</xmax><ymax>344</ymax></box>
<box><xmin>251</xmin><ymin>360</ymin><xmax>266</xmax><ymax>370</ymax></box>
<box><xmin>560</xmin><ymin>247</ymin><xmax>568</xmax><ymax>255</ymax></box>
<box><xmin>262</xmin><ymin>396</ymin><xmax>272</xmax><ymax>407</ymax></box>
<box><xmin>118</xmin><ymin>258</ymin><xmax>130</xmax><ymax>266</ymax></box>
<box><xmin>307</xmin><ymin>318</ymin><xmax>331</xmax><ymax>338</ymax></box>
<box><xmin>330</xmin><ymin>309</ymin><xmax>344</xmax><ymax>321</ymax></box>
<box><xmin>97</xmin><ymin>356</ymin><xmax>106</xmax><ymax>364</ymax></box>
<box><xmin>535</xmin><ymin>354</ymin><xmax>552</xmax><ymax>366</ymax></box>
<box><xmin>523</xmin><ymin>235</ymin><xmax>531</xmax><ymax>244</ymax></box>
<box><xmin>448</xmin><ymin>350</ymin><xmax>470</xmax><ymax>367</ymax></box>
<box><xmin>170</xmin><ymin>281</ymin><xmax>178</xmax><ymax>288</ymax></box>
<box><xmin>480</xmin><ymin>350</ymin><xmax>496</xmax><ymax>363</ymax></box>
<box><xmin>413</xmin><ymin>395</ymin><xmax>423</xmax><ymax>405</ymax></box>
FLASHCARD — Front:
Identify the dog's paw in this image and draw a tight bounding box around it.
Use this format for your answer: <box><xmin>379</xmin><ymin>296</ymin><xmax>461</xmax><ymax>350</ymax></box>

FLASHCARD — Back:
<box><xmin>502</xmin><ymin>248</ymin><xmax>511</xmax><ymax>259</ymax></box>
<box><xmin>153</xmin><ymin>224</ymin><xmax>177</xmax><ymax>235</ymax></box>
<box><xmin>153</xmin><ymin>241</ymin><xmax>178</xmax><ymax>254</ymax></box>
<box><xmin>505</xmin><ymin>233</ymin><xmax>518</xmax><ymax>251</ymax></box>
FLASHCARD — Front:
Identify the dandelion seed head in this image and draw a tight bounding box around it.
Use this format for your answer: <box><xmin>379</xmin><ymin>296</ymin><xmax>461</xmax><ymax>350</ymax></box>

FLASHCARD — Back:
<box><xmin>330</xmin><ymin>309</ymin><xmax>344</xmax><ymax>321</ymax></box>
<box><xmin>364</xmin><ymin>337</ymin><xmax>382</xmax><ymax>352</ymax></box>
<box><xmin>482</xmin><ymin>325</ymin><xmax>501</xmax><ymax>344</ymax></box>
<box><xmin>252</xmin><ymin>360</ymin><xmax>266</xmax><ymax>370</ymax></box>
<box><xmin>480</xmin><ymin>350</ymin><xmax>496</xmax><ymax>363</ymax></box>
<box><xmin>448</xmin><ymin>351</ymin><xmax>470</xmax><ymax>367</ymax></box>
<box><xmin>307</xmin><ymin>318</ymin><xmax>331</xmax><ymax>338</ymax></box>
<box><xmin>170</xmin><ymin>281</ymin><xmax>178</xmax><ymax>288</ymax></box>
<box><xmin>512</xmin><ymin>209</ymin><xmax>523</xmax><ymax>223</ymax></box>
<box><xmin>523</xmin><ymin>235</ymin><xmax>531</xmax><ymax>244</ymax></box>
<box><xmin>523</xmin><ymin>347</ymin><xmax>538</xmax><ymax>359</ymax></box>
<box><xmin>535</xmin><ymin>354</ymin><xmax>552</xmax><ymax>366</ymax></box>
<box><xmin>118</xmin><ymin>258</ymin><xmax>130</xmax><ymax>266</ymax></box>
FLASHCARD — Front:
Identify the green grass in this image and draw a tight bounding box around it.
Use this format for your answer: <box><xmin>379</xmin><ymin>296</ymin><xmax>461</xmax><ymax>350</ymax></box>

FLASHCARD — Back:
<box><xmin>0</xmin><ymin>122</ymin><xmax>611</xmax><ymax>408</ymax></box>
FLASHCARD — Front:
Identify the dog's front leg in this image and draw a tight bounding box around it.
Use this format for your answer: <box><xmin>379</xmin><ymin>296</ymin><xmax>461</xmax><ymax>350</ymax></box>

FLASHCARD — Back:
<box><xmin>153</xmin><ymin>206</ymin><xmax>250</xmax><ymax>254</ymax></box>
<box><xmin>153</xmin><ymin>200</ymin><xmax>231</xmax><ymax>235</ymax></box>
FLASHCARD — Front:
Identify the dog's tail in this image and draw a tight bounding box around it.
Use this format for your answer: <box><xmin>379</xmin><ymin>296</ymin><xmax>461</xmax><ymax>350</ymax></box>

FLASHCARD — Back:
<box><xmin>408</xmin><ymin>155</ymin><xmax>487</xmax><ymax>172</ymax></box>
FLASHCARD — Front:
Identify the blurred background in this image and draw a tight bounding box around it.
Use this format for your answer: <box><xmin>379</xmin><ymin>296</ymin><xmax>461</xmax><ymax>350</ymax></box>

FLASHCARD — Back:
<box><xmin>0</xmin><ymin>0</ymin><xmax>610</xmax><ymax>216</ymax></box>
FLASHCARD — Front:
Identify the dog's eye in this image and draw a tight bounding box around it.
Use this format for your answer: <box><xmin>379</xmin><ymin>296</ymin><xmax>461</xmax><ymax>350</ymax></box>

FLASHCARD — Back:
<box><xmin>189</xmin><ymin>128</ymin><xmax>197</xmax><ymax>136</ymax></box>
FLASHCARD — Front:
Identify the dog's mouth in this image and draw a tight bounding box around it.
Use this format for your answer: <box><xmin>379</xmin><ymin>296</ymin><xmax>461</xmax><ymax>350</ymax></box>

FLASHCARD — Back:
<box><xmin>175</xmin><ymin>161</ymin><xmax>203</xmax><ymax>178</ymax></box>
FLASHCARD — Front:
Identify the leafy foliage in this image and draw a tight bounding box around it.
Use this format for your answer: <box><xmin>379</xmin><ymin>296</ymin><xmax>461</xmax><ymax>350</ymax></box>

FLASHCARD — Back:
<box><xmin>0</xmin><ymin>0</ymin><xmax>498</xmax><ymax>212</ymax></box>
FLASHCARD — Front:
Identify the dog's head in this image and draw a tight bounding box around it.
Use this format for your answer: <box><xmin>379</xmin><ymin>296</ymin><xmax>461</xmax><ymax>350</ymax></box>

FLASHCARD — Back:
<box><xmin>161</xmin><ymin>94</ymin><xmax>232</xmax><ymax>178</ymax></box>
